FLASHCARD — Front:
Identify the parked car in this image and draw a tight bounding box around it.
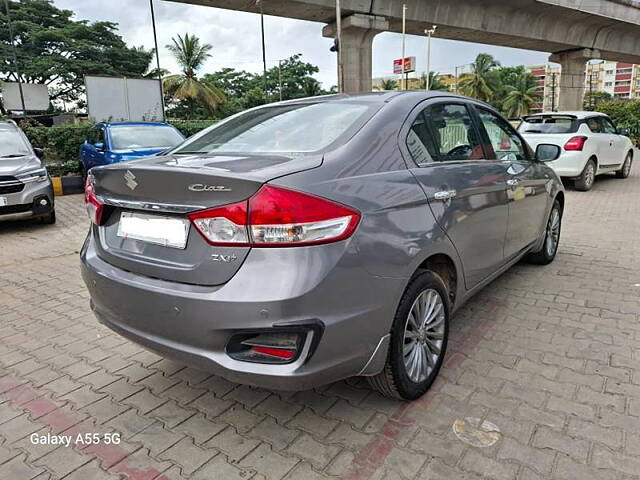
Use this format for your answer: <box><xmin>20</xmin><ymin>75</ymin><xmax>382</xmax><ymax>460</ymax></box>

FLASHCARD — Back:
<box><xmin>81</xmin><ymin>92</ymin><xmax>564</xmax><ymax>400</ymax></box>
<box><xmin>518</xmin><ymin>111</ymin><xmax>634</xmax><ymax>191</ymax></box>
<box><xmin>0</xmin><ymin>120</ymin><xmax>55</xmax><ymax>224</ymax></box>
<box><xmin>79</xmin><ymin>122</ymin><xmax>185</xmax><ymax>179</ymax></box>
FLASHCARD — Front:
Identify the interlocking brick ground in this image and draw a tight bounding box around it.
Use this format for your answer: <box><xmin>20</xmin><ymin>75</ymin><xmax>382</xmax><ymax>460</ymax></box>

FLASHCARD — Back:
<box><xmin>1</xmin><ymin>165</ymin><xmax>640</xmax><ymax>479</ymax></box>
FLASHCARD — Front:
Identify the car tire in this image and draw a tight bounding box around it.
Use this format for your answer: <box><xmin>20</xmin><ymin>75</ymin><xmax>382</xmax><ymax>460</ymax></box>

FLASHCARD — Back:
<box><xmin>616</xmin><ymin>152</ymin><xmax>633</xmax><ymax>179</ymax></box>
<box><xmin>574</xmin><ymin>158</ymin><xmax>596</xmax><ymax>191</ymax></box>
<box><xmin>40</xmin><ymin>210</ymin><xmax>56</xmax><ymax>225</ymax></box>
<box><xmin>367</xmin><ymin>271</ymin><xmax>449</xmax><ymax>400</ymax></box>
<box><xmin>527</xmin><ymin>200</ymin><xmax>562</xmax><ymax>265</ymax></box>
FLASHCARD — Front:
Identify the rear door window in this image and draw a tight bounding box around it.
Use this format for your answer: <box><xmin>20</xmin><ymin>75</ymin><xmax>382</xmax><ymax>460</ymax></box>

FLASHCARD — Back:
<box><xmin>601</xmin><ymin>117</ymin><xmax>617</xmax><ymax>134</ymax></box>
<box><xmin>406</xmin><ymin>103</ymin><xmax>484</xmax><ymax>165</ymax></box>
<box><xmin>586</xmin><ymin>117</ymin><xmax>603</xmax><ymax>133</ymax></box>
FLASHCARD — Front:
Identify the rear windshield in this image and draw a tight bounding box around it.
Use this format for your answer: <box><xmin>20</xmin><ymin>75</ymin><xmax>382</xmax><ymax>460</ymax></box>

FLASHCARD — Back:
<box><xmin>172</xmin><ymin>102</ymin><xmax>372</xmax><ymax>155</ymax></box>
<box><xmin>110</xmin><ymin>126</ymin><xmax>185</xmax><ymax>150</ymax></box>
<box><xmin>0</xmin><ymin>128</ymin><xmax>31</xmax><ymax>158</ymax></box>
<box><xmin>519</xmin><ymin>117</ymin><xmax>578</xmax><ymax>134</ymax></box>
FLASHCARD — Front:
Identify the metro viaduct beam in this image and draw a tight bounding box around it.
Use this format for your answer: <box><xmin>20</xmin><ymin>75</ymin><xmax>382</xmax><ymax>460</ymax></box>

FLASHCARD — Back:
<box><xmin>167</xmin><ymin>0</ymin><xmax>640</xmax><ymax>107</ymax></box>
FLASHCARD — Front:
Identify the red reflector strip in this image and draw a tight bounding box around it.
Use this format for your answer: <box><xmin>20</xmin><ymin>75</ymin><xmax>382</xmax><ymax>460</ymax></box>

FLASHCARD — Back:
<box><xmin>251</xmin><ymin>346</ymin><xmax>295</xmax><ymax>359</ymax></box>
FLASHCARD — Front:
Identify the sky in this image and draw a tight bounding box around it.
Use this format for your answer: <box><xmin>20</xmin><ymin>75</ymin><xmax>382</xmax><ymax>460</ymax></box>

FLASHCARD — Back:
<box><xmin>53</xmin><ymin>0</ymin><xmax>550</xmax><ymax>88</ymax></box>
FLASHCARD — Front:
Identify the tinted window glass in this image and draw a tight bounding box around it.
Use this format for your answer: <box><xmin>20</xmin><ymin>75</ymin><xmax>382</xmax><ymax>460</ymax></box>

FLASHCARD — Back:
<box><xmin>110</xmin><ymin>126</ymin><xmax>183</xmax><ymax>150</ymax></box>
<box><xmin>173</xmin><ymin>103</ymin><xmax>371</xmax><ymax>155</ymax></box>
<box><xmin>0</xmin><ymin>128</ymin><xmax>31</xmax><ymax>157</ymax></box>
<box><xmin>477</xmin><ymin>108</ymin><xmax>526</xmax><ymax>161</ymax></box>
<box><xmin>601</xmin><ymin>118</ymin><xmax>616</xmax><ymax>134</ymax></box>
<box><xmin>406</xmin><ymin>103</ymin><xmax>483</xmax><ymax>164</ymax></box>
<box><xmin>586</xmin><ymin>118</ymin><xmax>603</xmax><ymax>133</ymax></box>
<box><xmin>519</xmin><ymin>116</ymin><xmax>578</xmax><ymax>134</ymax></box>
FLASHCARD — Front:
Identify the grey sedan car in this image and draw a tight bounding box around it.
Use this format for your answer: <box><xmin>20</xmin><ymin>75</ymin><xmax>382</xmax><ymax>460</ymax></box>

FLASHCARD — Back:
<box><xmin>0</xmin><ymin>120</ymin><xmax>55</xmax><ymax>224</ymax></box>
<box><xmin>81</xmin><ymin>92</ymin><xmax>564</xmax><ymax>400</ymax></box>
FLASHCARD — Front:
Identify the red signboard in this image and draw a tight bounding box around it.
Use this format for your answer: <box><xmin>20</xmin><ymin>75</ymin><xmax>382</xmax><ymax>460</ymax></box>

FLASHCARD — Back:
<box><xmin>393</xmin><ymin>57</ymin><xmax>416</xmax><ymax>74</ymax></box>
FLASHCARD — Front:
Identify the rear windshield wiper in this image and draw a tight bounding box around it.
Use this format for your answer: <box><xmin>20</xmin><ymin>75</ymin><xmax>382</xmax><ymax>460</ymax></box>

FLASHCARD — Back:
<box><xmin>0</xmin><ymin>154</ymin><xmax>27</xmax><ymax>158</ymax></box>
<box><xmin>524</xmin><ymin>130</ymin><xmax>543</xmax><ymax>133</ymax></box>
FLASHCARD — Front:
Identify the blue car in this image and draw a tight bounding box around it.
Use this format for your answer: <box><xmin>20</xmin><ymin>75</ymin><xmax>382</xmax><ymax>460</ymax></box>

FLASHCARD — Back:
<box><xmin>79</xmin><ymin>122</ymin><xmax>185</xmax><ymax>178</ymax></box>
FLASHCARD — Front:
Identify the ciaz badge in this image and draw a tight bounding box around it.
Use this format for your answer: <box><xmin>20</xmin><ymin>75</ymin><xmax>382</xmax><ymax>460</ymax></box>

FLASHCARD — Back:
<box><xmin>188</xmin><ymin>184</ymin><xmax>232</xmax><ymax>192</ymax></box>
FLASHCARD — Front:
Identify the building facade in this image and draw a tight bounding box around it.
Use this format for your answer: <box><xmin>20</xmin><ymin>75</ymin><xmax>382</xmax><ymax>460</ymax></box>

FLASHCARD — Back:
<box><xmin>526</xmin><ymin>61</ymin><xmax>640</xmax><ymax>113</ymax></box>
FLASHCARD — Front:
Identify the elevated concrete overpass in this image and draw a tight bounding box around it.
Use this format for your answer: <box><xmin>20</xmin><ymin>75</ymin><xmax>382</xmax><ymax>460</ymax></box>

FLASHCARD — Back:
<box><xmin>167</xmin><ymin>0</ymin><xmax>640</xmax><ymax>109</ymax></box>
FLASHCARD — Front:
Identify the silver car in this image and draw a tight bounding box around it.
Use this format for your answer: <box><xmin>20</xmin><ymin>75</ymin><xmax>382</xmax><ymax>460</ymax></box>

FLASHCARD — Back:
<box><xmin>0</xmin><ymin>120</ymin><xmax>55</xmax><ymax>224</ymax></box>
<box><xmin>81</xmin><ymin>92</ymin><xmax>564</xmax><ymax>400</ymax></box>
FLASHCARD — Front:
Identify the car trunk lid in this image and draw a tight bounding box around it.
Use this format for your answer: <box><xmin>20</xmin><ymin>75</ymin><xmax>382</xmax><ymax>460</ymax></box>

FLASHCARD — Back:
<box><xmin>91</xmin><ymin>152</ymin><xmax>322</xmax><ymax>285</ymax></box>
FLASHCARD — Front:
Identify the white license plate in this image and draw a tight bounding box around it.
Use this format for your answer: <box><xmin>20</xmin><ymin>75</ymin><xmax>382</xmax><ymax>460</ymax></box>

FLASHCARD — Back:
<box><xmin>116</xmin><ymin>212</ymin><xmax>190</xmax><ymax>249</ymax></box>
<box><xmin>0</xmin><ymin>197</ymin><xmax>6</xmax><ymax>207</ymax></box>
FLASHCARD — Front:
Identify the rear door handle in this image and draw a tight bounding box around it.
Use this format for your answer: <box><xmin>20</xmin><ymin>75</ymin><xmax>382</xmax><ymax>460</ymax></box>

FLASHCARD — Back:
<box><xmin>433</xmin><ymin>190</ymin><xmax>457</xmax><ymax>201</ymax></box>
<box><xmin>506</xmin><ymin>179</ymin><xmax>520</xmax><ymax>187</ymax></box>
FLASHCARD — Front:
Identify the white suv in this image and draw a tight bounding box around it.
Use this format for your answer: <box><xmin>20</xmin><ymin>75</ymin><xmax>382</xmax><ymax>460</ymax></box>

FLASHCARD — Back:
<box><xmin>519</xmin><ymin>111</ymin><xmax>634</xmax><ymax>191</ymax></box>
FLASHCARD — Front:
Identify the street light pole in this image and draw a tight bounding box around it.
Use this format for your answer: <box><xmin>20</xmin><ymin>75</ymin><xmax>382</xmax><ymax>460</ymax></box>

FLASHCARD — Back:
<box><xmin>425</xmin><ymin>25</ymin><xmax>436</xmax><ymax>92</ymax></box>
<box><xmin>257</xmin><ymin>0</ymin><xmax>268</xmax><ymax>101</ymax></box>
<box><xmin>149</xmin><ymin>0</ymin><xmax>166</xmax><ymax>120</ymax></box>
<box><xmin>400</xmin><ymin>4</ymin><xmax>407</xmax><ymax>90</ymax></box>
<box><xmin>278</xmin><ymin>59</ymin><xmax>283</xmax><ymax>101</ymax></box>
<box><xmin>335</xmin><ymin>0</ymin><xmax>343</xmax><ymax>93</ymax></box>
<box><xmin>4</xmin><ymin>0</ymin><xmax>26</xmax><ymax>114</ymax></box>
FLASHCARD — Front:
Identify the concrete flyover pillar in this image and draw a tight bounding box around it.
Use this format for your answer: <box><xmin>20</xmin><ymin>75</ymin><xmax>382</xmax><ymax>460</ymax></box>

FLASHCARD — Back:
<box><xmin>549</xmin><ymin>48</ymin><xmax>601</xmax><ymax>111</ymax></box>
<box><xmin>323</xmin><ymin>14</ymin><xmax>388</xmax><ymax>93</ymax></box>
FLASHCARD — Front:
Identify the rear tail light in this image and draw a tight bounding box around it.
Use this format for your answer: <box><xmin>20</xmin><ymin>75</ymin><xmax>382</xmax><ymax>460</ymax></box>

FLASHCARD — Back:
<box><xmin>84</xmin><ymin>174</ymin><xmax>105</xmax><ymax>225</ymax></box>
<box><xmin>187</xmin><ymin>185</ymin><xmax>360</xmax><ymax>247</ymax></box>
<box><xmin>227</xmin><ymin>332</ymin><xmax>302</xmax><ymax>364</ymax></box>
<box><xmin>564</xmin><ymin>136</ymin><xmax>588</xmax><ymax>151</ymax></box>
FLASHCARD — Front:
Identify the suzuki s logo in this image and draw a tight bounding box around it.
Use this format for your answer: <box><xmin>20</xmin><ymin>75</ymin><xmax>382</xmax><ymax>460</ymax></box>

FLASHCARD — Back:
<box><xmin>211</xmin><ymin>254</ymin><xmax>237</xmax><ymax>263</ymax></box>
<box><xmin>124</xmin><ymin>170</ymin><xmax>138</xmax><ymax>191</ymax></box>
<box><xmin>188</xmin><ymin>184</ymin><xmax>232</xmax><ymax>192</ymax></box>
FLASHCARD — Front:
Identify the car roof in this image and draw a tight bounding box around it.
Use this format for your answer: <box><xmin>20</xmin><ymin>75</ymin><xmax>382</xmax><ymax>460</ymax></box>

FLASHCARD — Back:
<box><xmin>99</xmin><ymin>121</ymin><xmax>173</xmax><ymax>127</ymax></box>
<box><xmin>0</xmin><ymin>120</ymin><xmax>19</xmax><ymax>130</ymax></box>
<box><xmin>273</xmin><ymin>90</ymin><xmax>492</xmax><ymax>108</ymax></box>
<box><xmin>527</xmin><ymin>111</ymin><xmax>607</xmax><ymax>119</ymax></box>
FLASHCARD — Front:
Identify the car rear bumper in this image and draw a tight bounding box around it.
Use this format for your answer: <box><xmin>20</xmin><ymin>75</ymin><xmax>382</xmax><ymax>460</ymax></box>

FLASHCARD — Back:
<box><xmin>80</xmin><ymin>232</ymin><xmax>404</xmax><ymax>390</ymax></box>
<box><xmin>0</xmin><ymin>179</ymin><xmax>54</xmax><ymax>221</ymax></box>
<box><xmin>546</xmin><ymin>151</ymin><xmax>589</xmax><ymax>177</ymax></box>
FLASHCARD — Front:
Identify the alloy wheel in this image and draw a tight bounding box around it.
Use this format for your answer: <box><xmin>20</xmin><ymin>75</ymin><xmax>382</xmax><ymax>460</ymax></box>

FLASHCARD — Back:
<box><xmin>545</xmin><ymin>207</ymin><xmax>561</xmax><ymax>257</ymax></box>
<box><xmin>403</xmin><ymin>289</ymin><xmax>445</xmax><ymax>383</ymax></box>
<box><xmin>624</xmin><ymin>156</ymin><xmax>632</xmax><ymax>176</ymax></box>
<box><xmin>584</xmin><ymin>163</ymin><xmax>595</xmax><ymax>187</ymax></box>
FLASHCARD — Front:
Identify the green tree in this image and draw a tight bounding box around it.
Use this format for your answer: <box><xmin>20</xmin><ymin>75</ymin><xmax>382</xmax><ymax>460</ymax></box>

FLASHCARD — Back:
<box><xmin>163</xmin><ymin>33</ymin><xmax>226</xmax><ymax>113</ymax></box>
<box><xmin>502</xmin><ymin>72</ymin><xmax>539</xmax><ymax>117</ymax></box>
<box><xmin>378</xmin><ymin>79</ymin><xmax>398</xmax><ymax>91</ymax></box>
<box><xmin>301</xmin><ymin>77</ymin><xmax>322</xmax><ymax>97</ymax></box>
<box><xmin>418</xmin><ymin>72</ymin><xmax>448</xmax><ymax>91</ymax></box>
<box><xmin>458</xmin><ymin>54</ymin><xmax>501</xmax><ymax>102</ymax></box>
<box><xmin>0</xmin><ymin>0</ymin><xmax>153</xmax><ymax>103</ymax></box>
<box><xmin>583</xmin><ymin>91</ymin><xmax>613</xmax><ymax>110</ymax></box>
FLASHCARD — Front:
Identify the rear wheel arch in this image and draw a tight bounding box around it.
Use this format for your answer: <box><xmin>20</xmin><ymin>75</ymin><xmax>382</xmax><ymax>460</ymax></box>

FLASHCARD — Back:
<box><xmin>554</xmin><ymin>191</ymin><xmax>565</xmax><ymax>213</ymax></box>
<box><xmin>415</xmin><ymin>253</ymin><xmax>458</xmax><ymax>308</ymax></box>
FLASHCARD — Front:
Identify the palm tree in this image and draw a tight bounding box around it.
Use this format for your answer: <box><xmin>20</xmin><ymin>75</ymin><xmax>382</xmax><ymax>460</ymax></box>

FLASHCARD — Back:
<box><xmin>503</xmin><ymin>72</ymin><xmax>539</xmax><ymax>117</ymax></box>
<box><xmin>301</xmin><ymin>77</ymin><xmax>322</xmax><ymax>97</ymax></box>
<box><xmin>418</xmin><ymin>72</ymin><xmax>448</xmax><ymax>91</ymax></box>
<box><xmin>458</xmin><ymin>54</ymin><xmax>501</xmax><ymax>102</ymax></box>
<box><xmin>163</xmin><ymin>33</ymin><xmax>225</xmax><ymax>113</ymax></box>
<box><xmin>378</xmin><ymin>78</ymin><xmax>398</xmax><ymax>91</ymax></box>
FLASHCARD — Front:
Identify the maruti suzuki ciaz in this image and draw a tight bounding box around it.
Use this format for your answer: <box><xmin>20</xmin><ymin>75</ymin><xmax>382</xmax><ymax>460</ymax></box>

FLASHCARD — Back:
<box><xmin>81</xmin><ymin>92</ymin><xmax>564</xmax><ymax>400</ymax></box>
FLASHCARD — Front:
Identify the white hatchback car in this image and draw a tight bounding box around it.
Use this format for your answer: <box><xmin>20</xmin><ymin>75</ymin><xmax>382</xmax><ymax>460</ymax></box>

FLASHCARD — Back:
<box><xmin>519</xmin><ymin>111</ymin><xmax>633</xmax><ymax>191</ymax></box>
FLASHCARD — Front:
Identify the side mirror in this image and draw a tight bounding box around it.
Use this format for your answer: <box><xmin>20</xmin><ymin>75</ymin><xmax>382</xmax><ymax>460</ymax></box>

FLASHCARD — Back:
<box><xmin>619</xmin><ymin>127</ymin><xmax>630</xmax><ymax>136</ymax></box>
<box><xmin>33</xmin><ymin>148</ymin><xmax>45</xmax><ymax>160</ymax></box>
<box><xmin>535</xmin><ymin>144</ymin><xmax>561</xmax><ymax>162</ymax></box>
<box><xmin>94</xmin><ymin>142</ymin><xmax>105</xmax><ymax>151</ymax></box>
